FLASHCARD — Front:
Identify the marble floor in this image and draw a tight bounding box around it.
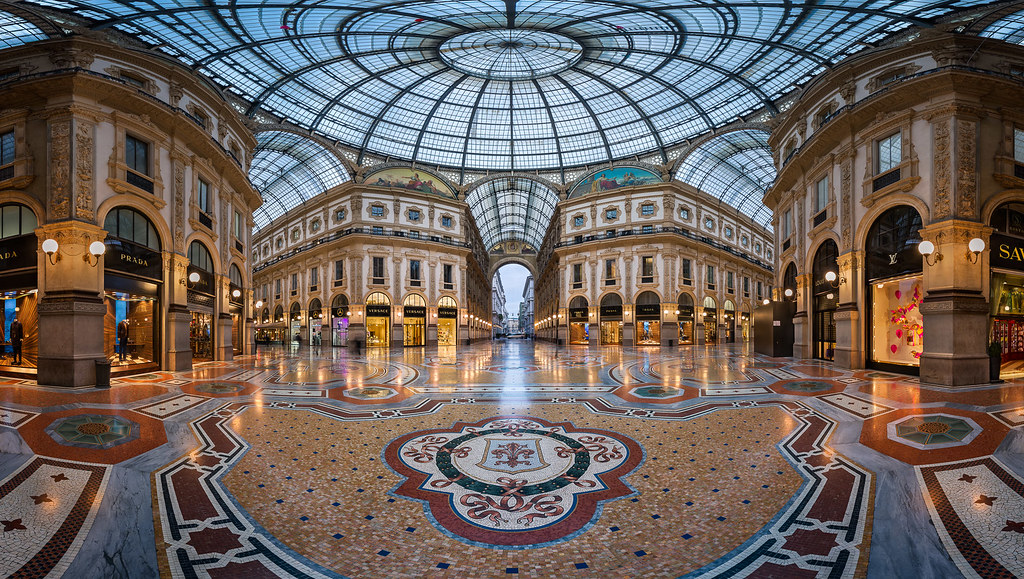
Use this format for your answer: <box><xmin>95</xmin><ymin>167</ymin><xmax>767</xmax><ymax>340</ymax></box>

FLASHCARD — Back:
<box><xmin>1</xmin><ymin>341</ymin><xmax>1023</xmax><ymax>578</ymax></box>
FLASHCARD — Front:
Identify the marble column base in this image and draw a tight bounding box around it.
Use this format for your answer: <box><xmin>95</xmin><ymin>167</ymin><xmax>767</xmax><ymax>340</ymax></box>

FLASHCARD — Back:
<box><xmin>919</xmin><ymin>290</ymin><xmax>990</xmax><ymax>386</ymax></box>
<box><xmin>164</xmin><ymin>305</ymin><xmax>191</xmax><ymax>371</ymax></box>
<box><xmin>36</xmin><ymin>293</ymin><xmax>106</xmax><ymax>388</ymax></box>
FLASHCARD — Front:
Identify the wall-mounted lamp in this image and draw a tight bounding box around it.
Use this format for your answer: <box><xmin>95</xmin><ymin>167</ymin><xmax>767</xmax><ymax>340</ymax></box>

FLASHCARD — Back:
<box><xmin>762</xmin><ymin>298</ymin><xmax>771</xmax><ymax>305</ymax></box>
<box><xmin>918</xmin><ymin>240</ymin><xmax>942</xmax><ymax>266</ymax></box>
<box><xmin>232</xmin><ymin>289</ymin><xmax>242</xmax><ymax>299</ymax></box>
<box><xmin>84</xmin><ymin>241</ymin><xmax>106</xmax><ymax>267</ymax></box>
<box><xmin>181</xmin><ymin>271</ymin><xmax>201</xmax><ymax>287</ymax></box>
<box><xmin>784</xmin><ymin>288</ymin><xmax>794</xmax><ymax>298</ymax></box>
<box><xmin>967</xmin><ymin>237</ymin><xmax>985</xmax><ymax>264</ymax></box>
<box><xmin>42</xmin><ymin>238</ymin><xmax>60</xmax><ymax>265</ymax></box>
<box><xmin>824</xmin><ymin>270</ymin><xmax>846</xmax><ymax>288</ymax></box>
<box><xmin>255</xmin><ymin>300</ymin><xmax>264</xmax><ymax>309</ymax></box>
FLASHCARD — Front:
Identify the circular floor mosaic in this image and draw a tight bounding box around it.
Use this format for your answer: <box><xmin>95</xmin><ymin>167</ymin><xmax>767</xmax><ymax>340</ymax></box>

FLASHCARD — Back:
<box><xmin>780</xmin><ymin>380</ymin><xmax>834</xmax><ymax>393</ymax></box>
<box><xmin>193</xmin><ymin>382</ymin><xmax>246</xmax><ymax>394</ymax></box>
<box><xmin>888</xmin><ymin>414</ymin><xmax>981</xmax><ymax>450</ymax></box>
<box><xmin>631</xmin><ymin>385</ymin><xmax>684</xmax><ymax>398</ymax></box>
<box><xmin>45</xmin><ymin>414</ymin><xmax>140</xmax><ymax>449</ymax></box>
<box><xmin>384</xmin><ymin>416</ymin><xmax>643</xmax><ymax>547</ymax></box>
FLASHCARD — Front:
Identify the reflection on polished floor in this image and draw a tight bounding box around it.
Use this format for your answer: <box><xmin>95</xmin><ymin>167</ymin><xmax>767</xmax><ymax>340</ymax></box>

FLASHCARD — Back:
<box><xmin>1</xmin><ymin>341</ymin><xmax>1023</xmax><ymax>578</ymax></box>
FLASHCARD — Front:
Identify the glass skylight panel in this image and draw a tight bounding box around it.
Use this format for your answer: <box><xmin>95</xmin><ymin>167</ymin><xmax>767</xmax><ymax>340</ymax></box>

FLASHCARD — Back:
<box><xmin>982</xmin><ymin>10</ymin><xmax>1024</xmax><ymax>45</ymax></box>
<box><xmin>0</xmin><ymin>11</ymin><xmax>49</xmax><ymax>49</ymax></box>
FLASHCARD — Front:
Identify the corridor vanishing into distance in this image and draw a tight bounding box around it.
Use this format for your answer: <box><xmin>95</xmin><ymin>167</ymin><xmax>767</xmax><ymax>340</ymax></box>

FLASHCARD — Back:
<box><xmin>1</xmin><ymin>341</ymin><xmax>1023</xmax><ymax>578</ymax></box>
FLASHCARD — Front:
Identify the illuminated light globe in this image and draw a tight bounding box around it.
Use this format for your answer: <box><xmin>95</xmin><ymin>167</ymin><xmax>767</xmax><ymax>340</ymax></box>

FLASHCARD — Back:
<box><xmin>968</xmin><ymin>238</ymin><xmax>985</xmax><ymax>253</ymax></box>
<box><xmin>918</xmin><ymin>240</ymin><xmax>935</xmax><ymax>255</ymax></box>
<box><xmin>89</xmin><ymin>241</ymin><xmax>106</xmax><ymax>256</ymax></box>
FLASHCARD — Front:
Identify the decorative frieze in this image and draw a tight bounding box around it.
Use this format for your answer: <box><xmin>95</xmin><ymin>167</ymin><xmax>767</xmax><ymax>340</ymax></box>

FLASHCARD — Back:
<box><xmin>74</xmin><ymin>121</ymin><xmax>95</xmax><ymax>221</ymax></box>
<box><xmin>955</xmin><ymin>119</ymin><xmax>977</xmax><ymax>219</ymax></box>
<box><xmin>933</xmin><ymin>119</ymin><xmax>952</xmax><ymax>220</ymax></box>
<box><xmin>49</xmin><ymin>119</ymin><xmax>71</xmax><ymax>220</ymax></box>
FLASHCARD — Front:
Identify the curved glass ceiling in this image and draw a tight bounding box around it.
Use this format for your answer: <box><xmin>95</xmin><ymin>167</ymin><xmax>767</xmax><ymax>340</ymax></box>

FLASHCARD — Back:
<box><xmin>250</xmin><ymin>131</ymin><xmax>350</xmax><ymax>230</ymax></box>
<box><xmin>465</xmin><ymin>177</ymin><xmax>559</xmax><ymax>251</ymax></box>
<box><xmin>0</xmin><ymin>10</ymin><xmax>48</xmax><ymax>50</ymax></box>
<box><xmin>16</xmin><ymin>0</ymin><xmax>995</xmax><ymax>176</ymax></box>
<box><xmin>675</xmin><ymin>130</ymin><xmax>775</xmax><ymax>228</ymax></box>
<box><xmin>980</xmin><ymin>10</ymin><xmax>1024</xmax><ymax>44</ymax></box>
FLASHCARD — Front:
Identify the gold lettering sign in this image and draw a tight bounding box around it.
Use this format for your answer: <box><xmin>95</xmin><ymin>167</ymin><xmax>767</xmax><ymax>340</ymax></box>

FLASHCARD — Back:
<box><xmin>120</xmin><ymin>253</ymin><xmax>148</xmax><ymax>266</ymax></box>
<box><xmin>0</xmin><ymin>250</ymin><xmax>17</xmax><ymax>261</ymax></box>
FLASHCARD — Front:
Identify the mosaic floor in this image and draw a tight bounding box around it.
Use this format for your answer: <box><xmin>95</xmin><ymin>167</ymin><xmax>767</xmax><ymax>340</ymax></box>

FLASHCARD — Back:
<box><xmin>1</xmin><ymin>341</ymin><xmax>1023</xmax><ymax>578</ymax></box>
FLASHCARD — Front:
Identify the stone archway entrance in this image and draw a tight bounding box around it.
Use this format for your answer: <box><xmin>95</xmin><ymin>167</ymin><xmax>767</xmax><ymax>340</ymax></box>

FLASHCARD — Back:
<box><xmin>491</xmin><ymin>257</ymin><xmax>537</xmax><ymax>339</ymax></box>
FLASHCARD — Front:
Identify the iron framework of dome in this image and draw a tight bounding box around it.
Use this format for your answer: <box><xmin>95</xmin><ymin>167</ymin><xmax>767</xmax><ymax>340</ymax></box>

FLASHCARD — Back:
<box><xmin>0</xmin><ymin>0</ymin><xmax>1012</xmax><ymax>232</ymax></box>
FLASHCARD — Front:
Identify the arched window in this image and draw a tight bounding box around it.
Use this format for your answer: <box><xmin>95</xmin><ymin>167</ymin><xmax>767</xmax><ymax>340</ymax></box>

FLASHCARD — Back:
<box><xmin>569</xmin><ymin>296</ymin><xmax>588</xmax><ymax>309</ymax></box>
<box><xmin>0</xmin><ymin>203</ymin><xmax>37</xmax><ymax>240</ymax></box>
<box><xmin>783</xmin><ymin>262</ymin><xmax>798</xmax><ymax>299</ymax></box>
<box><xmin>404</xmin><ymin>294</ymin><xmax>425</xmax><ymax>307</ymax></box>
<box><xmin>703</xmin><ymin>296</ymin><xmax>717</xmax><ymax>309</ymax></box>
<box><xmin>274</xmin><ymin>305</ymin><xmax>284</xmax><ymax>322</ymax></box>
<box><xmin>865</xmin><ymin>205</ymin><xmax>923</xmax><ymax>281</ymax></box>
<box><xmin>601</xmin><ymin>293</ymin><xmax>622</xmax><ymax>307</ymax></box>
<box><xmin>308</xmin><ymin>298</ymin><xmax>322</xmax><ymax>317</ymax></box>
<box><xmin>678</xmin><ymin>293</ymin><xmax>693</xmax><ymax>308</ymax></box>
<box><xmin>261</xmin><ymin>307</ymin><xmax>269</xmax><ymax>324</ymax></box>
<box><xmin>188</xmin><ymin>240</ymin><xmax>214</xmax><ymax>273</ymax></box>
<box><xmin>366</xmin><ymin>292</ymin><xmax>391</xmax><ymax>305</ymax></box>
<box><xmin>332</xmin><ymin>294</ymin><xmax>349</xmax><ymax>316</ymax></box>
<box><xmin>229</xmin><ymin>264</ymin><xmax>243</xmax><ymax>287</ymax></box>
<box><xmin>290</xmin><ymin>302</ymin><xmax>301</xmax><ymax>321</ymax></box>
<box><xmin>439</xmin><ymin>296</ymin><xmax>457</xmax><ymax>309</ymax></box>
<box><xmin>813</xmin><ymin>240</ymin><xmax>839</xmax><ymax>284</ymax></box>
<box><xmin>103</xmin><ymin>207</ymin><xmax>160</xmax><ymax>251</ymax></box>
<box><xmin>636</xmin><ymin>291</ymin><xmax>660</xmax><ymax>305</ymax></box>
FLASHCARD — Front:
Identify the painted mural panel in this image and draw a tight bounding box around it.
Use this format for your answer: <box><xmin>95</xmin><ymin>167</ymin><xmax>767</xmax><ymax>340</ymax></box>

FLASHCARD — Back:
<box><xmin>568</xmin><ymin>167</ymin><xmax>662</xmax><ymax>198</ymax></box>
<box><xmin>364</xmin><ymin>167</ymin><xmax>456</xmax><ymax>199</ymax></box>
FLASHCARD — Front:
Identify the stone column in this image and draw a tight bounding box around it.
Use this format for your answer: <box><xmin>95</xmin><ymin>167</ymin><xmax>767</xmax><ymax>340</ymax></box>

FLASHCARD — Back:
<box><xmin>918</xmin><ymin>220</ymin><xmax>992</xmax><ymax>386</ymax></box>
<box><xmin>833</xmin><ymin>251</ymin><xmax>865</xmax><ymax>369</ymax></box>
<box><xmin>793</xmin><ymin>272</ymin><xmax>811</xmax><ymax>358</ymax></box>
<box><xmin>164</xmin><ymin>252</ymin><xmax>192</xmax><ymax>370</ymax></box>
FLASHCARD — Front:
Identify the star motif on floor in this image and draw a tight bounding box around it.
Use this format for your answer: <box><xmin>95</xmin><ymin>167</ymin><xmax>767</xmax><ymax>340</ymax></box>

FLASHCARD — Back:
<box><xmin>957</xmin><ymin>474</ymin><xmax>976</xmax><ymax>483</ymax></box>
<box><xmin>1002</xmin><ymin>520</ymin><xmax>1024</xmax><ymax>534</ymax></box>
<box><xmin>2</xmin><ymin>519</ymin><xmax>27</xmax><ymax>531</ymax></box>
<box><xmin>50</xmin><ymin>473</ymin><xmax>68</xmax><ymax>482</ymax></box>
<box><xmin>975</xmin><ymin>495</ymin><xmax>998</xmax><ymax>506</ymax></box>
<box><xmin>30</xmin><ymin>493</ymin><xmax>53</xmax><ymax>504</ymax></box>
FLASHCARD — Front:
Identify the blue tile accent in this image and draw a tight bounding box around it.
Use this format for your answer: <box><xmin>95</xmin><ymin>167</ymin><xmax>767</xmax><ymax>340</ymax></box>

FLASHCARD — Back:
<box><xmin>378</xmin><ymin>550</ymin><xmax>390</xmax><ymax>556</ymax></box>
<box><xmin>506</xmin><ymin>567</ymin><xmax>519</xmax><ymax>574</ymax></box>
<box><xmin>575</xmin><ymin>562</ymin><xmax>588</xmax><ymax>569</ymax></box>
<box><xmin>682</xmin><ymin>533</ymin><xmax>693</xmax><ymax>539</ymax></box>
<box><xmin>332</xmin><ymin>533</ymin><xmax>343</xmax><ymax>539</ymax></box>
<box><xmin>437</xmin><ymin>563</ymin><xmax>450</xmax><ymax>569</ymax></box>
<box><xmin>635</xmin><ymin>550</ymin><xmax>647</xmax><ymax>557</ymax></box>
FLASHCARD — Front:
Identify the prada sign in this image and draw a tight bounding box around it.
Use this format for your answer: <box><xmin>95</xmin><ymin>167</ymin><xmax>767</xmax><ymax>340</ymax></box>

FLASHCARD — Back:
<box><xmin>600</xmin><ymin>305</ymin><xmax>623</xmax><ymax>319</ymax></box>
<box><xmin>438</xmin><ymin>306</ymin><xmax>458</xmax><ymax>319</ymax></box>
<box><xmin>568</xmin><ymin>307</ymin><xmax>588</xmax><ymax>321</ymax></box>
<box><xmin>366</xmin><ymin>304</ymin><xmax>391</xmax><ymax>317</ymax></box>
<box><xmin>991</xmin><ymin>233</ymin><xmax>1024</xmax><ymax>272</ymax></box>
<box><xmin>0</xmin><ymin>234</ymin><xmax>36</xmax><ymax>271</ymax></box>
<box><xmin>635</xmin><ymin>304</ymin><xmax>661</xmax><ymax>320</ymax></box>
<box><xmin>106</xmin><ymin>240</ymin><xmax>161</xmax><ymax>281</ymax></box>
<box><xmin>403</xmin><ymin>305</ymin><xmax>426</xmax><ymax>318</ymax></box>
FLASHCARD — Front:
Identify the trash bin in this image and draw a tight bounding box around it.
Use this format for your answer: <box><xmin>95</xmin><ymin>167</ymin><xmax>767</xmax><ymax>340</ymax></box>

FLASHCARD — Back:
<box><xmin>95</xmin><ymin>359</ymin><xmax>111</xmax><ymax>389</ymax></box>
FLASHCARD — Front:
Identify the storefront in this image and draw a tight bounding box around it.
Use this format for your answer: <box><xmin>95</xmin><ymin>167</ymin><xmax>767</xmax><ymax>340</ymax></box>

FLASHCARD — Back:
<box><xmin>740</xmin><ymin>309</ymin><xmax>751</xmax><ymax>341</ymax></box>
<box><xmin>703</xmin><ymin>296</ymin><xmax>717</xmax><ymax>344</ymax></box>
<box><xmin>437</xmin><ymin>296</ymin><xmax>458</xmax><ymax>347</ymax></box>
<box><xmin>635</xmin><ymin>291</ymin><xmax>661</xmax><ymax>346</ymax></box>
<box><xmin>187</xmin><ymin>240</ymin><xmax>216</xmax><ymax>361</ymax></box>
<box><xmin>308</xmin><ymin>298</ymin><xmax>324</xmax><ymax>345</ymax></box>
<box><xmin>723</xmin><ymin>300</ymin><xmax>736</xmax><ymax>343</ymax></box>
<box><xmin>600</xmin><ymin>293</ymin><xmax>623</xmax><ymax>345</ymax></box>
<box><xmin>677</xmin><ymin>294</ymin><xmax>694</xmax><ymax>345</ymax></box>
<box><xmin>403</xmin><ymin>294</ymin><xmax>426</xmax><ymax>346</ymax></box>
<box><xmin>988</xmin><ymin>202</ymin><xmax>1024</xmax><ymax>371</ymax></box>
<box><xmin>812</xmin><ymin>239</ymin><xmax>839</xmax><ymax>361</ymax></box>
<box><xmin>289</xmin><ymin>303</ymin><xmax>302</xmax><ymax>343</ymax></box>
<box><xmin>331</xmin><ymin>294</ymin><xmax>349</xmax><ymax>347</ymax></box>
<box><xmin>568</xmin><ymin>296</ymin><xmax>589</xmax><ymax>345</ymax></box>
<box><xmin>255</xmin><ymin>306</ymin><xmax>285</xmax><ymax>344</ymax></box>
<box><xmin>365</xmin><ymin>292</ymin><xmax>391</xmax><ymax>347</ymax></box>
<box><xmin>865</xmin><ymin>205</ymin><xmax>924</xmax><ymax>373</ymax></box>
<box><xmin>0</xmin><ymin>203</ymin><xmax>39</xmax><ymax>373</ymax></box>
<box><xmin>228</xmin><ymin>264</ymin><xmax>244</xmax><ymax>355</ymax></box>
<box><xmin>103</xmin><ymin>207</ymin><xmax>165</xmax><ymax>371</ymax></box>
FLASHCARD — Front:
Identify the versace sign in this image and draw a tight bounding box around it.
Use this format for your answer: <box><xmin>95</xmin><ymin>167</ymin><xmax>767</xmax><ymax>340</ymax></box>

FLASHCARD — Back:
<box><xmin>366</xmin><ymin>304</ymin><xmax>391</xmax><ymax>317</ymax></box>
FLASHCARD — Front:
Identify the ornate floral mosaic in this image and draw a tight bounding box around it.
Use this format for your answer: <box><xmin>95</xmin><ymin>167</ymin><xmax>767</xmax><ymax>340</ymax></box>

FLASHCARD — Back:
<box><xmin>384</xmin><ymin>416</ymin><xmax>643</xmax><ymax>548</ymax></box>
<box><xmin>631</xmin><ymin>385</ymin><xmax>684</xmax><ymax>398</ymax></box>
<box><xmin>888</xmin><ymin>414</ymin><xmax>981</xmax><ymax>450</ymax></box>
<box><xmin>781</xmin><ymin>380</ymin><xmax>834</xmax><ymax>393</ymax></box>
<box><xmin>45</xmin><ymin>414</ymin><xmax>140</xmax><ymax>449</ymax></box>
<box><xmin>193</xmin><ymin>382</ymin><xmax>246</xmax><ymax>394</ymax></box>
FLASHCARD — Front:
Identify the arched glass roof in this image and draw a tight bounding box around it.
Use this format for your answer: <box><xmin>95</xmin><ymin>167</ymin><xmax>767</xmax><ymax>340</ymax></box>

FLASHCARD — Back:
<box><xmin>465</xmin><ymin>177</ymin><xmax>559</xmax><ymax>251</ymax></box>
<box><xmin>675</xmin><ymin>130</ymin><xmax>775</xmax><ymax>228</ymax></box>
<box><xmin>16</xmin><ymin>0</ymin><xmax>995</xmax><ymax>175</ymax></box>
<box><xmin>0</xmin><ymin>10</ymin><xmax>48</xmax><ymax>50</ymax></box>
<box><xmin>250</xmin><ymin>131</ymin><xmax>350</xmax><ymax>229</ymax></box>
<box><xmin>980</xmin><ymin>10</ymin><xmax>1024</xmax><ymax>44</ymax></box>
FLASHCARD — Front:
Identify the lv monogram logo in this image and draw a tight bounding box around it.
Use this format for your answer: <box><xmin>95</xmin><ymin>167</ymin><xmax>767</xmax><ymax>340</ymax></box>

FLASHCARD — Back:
<box><xmin>888</xmin><ymin>253</ymin><xmax>898</xmax><ymax>265</ymax></box>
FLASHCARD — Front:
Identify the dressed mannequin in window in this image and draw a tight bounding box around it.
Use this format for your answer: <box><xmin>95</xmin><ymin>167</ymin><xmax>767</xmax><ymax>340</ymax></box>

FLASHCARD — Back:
<box><xmin>117</xmin><ymin>319</ymin><xmax>130</xmax><ymax>362</ymax></box>
<box><xmin>10</xmin><ymin>318</ymin><xmax>23</xmax><ymax>365</ymax></box>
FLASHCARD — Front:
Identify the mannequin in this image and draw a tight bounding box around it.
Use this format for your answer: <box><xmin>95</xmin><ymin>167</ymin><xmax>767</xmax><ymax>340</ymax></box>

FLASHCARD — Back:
<box><xmin>117</xmin><ymin>318</ymin><xmax>130</xmax><ymax>362</ymax></box>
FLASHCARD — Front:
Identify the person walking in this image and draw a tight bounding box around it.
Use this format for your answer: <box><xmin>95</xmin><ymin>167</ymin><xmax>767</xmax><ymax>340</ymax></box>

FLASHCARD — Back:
<box><xmin>10</xmin><ymin>318</ymin><xmax>23</xmax><ymax>365</ymax></box>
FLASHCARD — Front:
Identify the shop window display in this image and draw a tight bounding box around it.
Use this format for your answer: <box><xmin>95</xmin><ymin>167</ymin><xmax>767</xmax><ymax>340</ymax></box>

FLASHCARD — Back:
<box><xmin>568</xmin><ymin>296</ymin><xmax>590</xmax><ymax>345</ymax></box>
<box><xmin>678</xmin><ymin>294</ymin><xmax>694</xmax><ymax>345</ymax></box>
<box><xmin>332</xmin><ymin>295</ymin><xmax>350</xmax><ymax>347</ymax></box>
<box><xmin>366</xmin><ymin>292</ymin><xmax>391</xmax><ymax>348</ymax></box>
<box><xmin>437</xmin><ymin>296</ymin><xmax>458</xmax><ymax>347</ymax></box>
<box><xmin>635</xmin><ymin>291</ymin><xmax>661</xmax><ymax>346</ymax></box>
<box><xmin>599</xmin><ymin>294</ymin><xmax>623</xmax><ymax>345</ymax></box>
<box><xmin>870</xmin><ymin>277</ymin><xmax>923</xmax><ymax>366</ymax></box>
<box><xmin>104</xmin><ymin>292</ymin><xmax>157</xmax><ymax>368</ymax></box>
<box><xmin>403</xmin><ymin>294</ymin><xmax>426</xmax><ymax>347</ymax></box>
<box><xmin>0</xmin><ymin>290</ymin><xmax>37</xmax><ymax>369</ymax></box>
<box><xmin>190</xmin><ymin>312</ymin><xmax>214</xmax><ymax>360</ymax></box>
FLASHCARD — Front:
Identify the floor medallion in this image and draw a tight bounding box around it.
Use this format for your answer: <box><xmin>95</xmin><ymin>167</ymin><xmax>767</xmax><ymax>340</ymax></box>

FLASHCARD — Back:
<box><xmin>384</xmin><ymin>416</ymin><xmax>643</xmax><ymax>548</ymax></box>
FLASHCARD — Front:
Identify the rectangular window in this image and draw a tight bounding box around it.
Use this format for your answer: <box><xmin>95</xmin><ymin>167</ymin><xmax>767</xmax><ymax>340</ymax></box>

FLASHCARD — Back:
<box><xmin>372</xmin><ymin>257</ymin><xmax>385</xmax><ymax>283</ymax></box>
<box><xmin>0</xmin><ymin>130</ymin><xmax>13</xmax><ymax>167</ymax></box>
<box><xmin>573</xmin><ymin>215</ymin><xmax>584</xmax><ymax>227</ymax></box>
<box><xmin>641</xmin><ymin>204</ymin><xmax>655</xmax><ymax>216</ymax></box>
<box><xmin>727</xmin><ymin>271</ymin><xmax>734</xmax><ymax>293</ymax></box>
<box><xmin>816</xmin><ymin>176</ymin><xmax>828</xmax><ymax>212</ymax></box>
<box><xmin>372</xmin><ymin>225</ymin><xmax>383</xmax><ymax>235</ymax></box>
<box><xmin>198</xmin><ymin>179</ymin><xmax>210</xmax><ymax>213</ymax></box>
<box><xmin>120</xmin><ymin>73</ymin><xmax>146</xmax><ymax>88</ymax></box>
<box><xmin>876</xmin><ymin>132</ymin><xmax>901</xmax><ymax>173</ymax></box>
<box><xmin>408</xmin><ymin>209</ymin><xmax>420</xmax><ymax>221</ymax></box>
<box><xmin>371</xmin><ymin>205</ymin><xmax>384</xmax><ymax>217</ymax></box>
<box><xmin>290</xmin><ymin>273</ymin><xmax>298</xmax><ymax>292</ymax></box>
<box><xmin>443</xmin><ymin>264</ymin><xmax>454</xmax><ymax>288</ymax></box>
<box><xmin>262</xmin><ymin>283</ymin><xmax>268</xmax><ymax>300</ymax></box>
<box><xmin>275</xmin><ymin>279</ymin><xmax>281</xmax><ymax>298</ymax></box>
<box><xmin>193</xmin><ymin>111</ymin><xmax>208</xmax><ymax>129</ymax></box>
<box><xmin>641</xmin><ymin>256</ymin><xmax>654</xmax><ymax>277</ymax></box>
<box><xmin>310</xmin><ymin>266</ymin><xmax>319</xmax><ymax>287</ymax></box>
<box><xmin>605</xmin><ymin>209</ymin><xmax>617</xmax><ymax>220</ymax></box>
<box><xmin>443</xmin><ymin>235</ymin><xmax>452</xmax><ymax>244</ymax></box>
<box><xmin>605</xmin><ymin>259</ymin><xmax>616</xmax><ymax>285</ymax></box>
<box><xmin>783</xmin><ymin>209</ymin><xmax>791</xmax><ymax>238</ymax></box>
<box><xmin>641</xmin><ymin>224</ymin><xmax>653</xmax><ymax>234</ymax></box>
<box><xmin>682</xmin><ymin>259</ymin><xmax>692</xmax><ymax>285</ymax></box>
<box><xmin>743</xmin><ymin>277</ymin><xmax>750</xmax><ymax>297</ymax></box>
<box><xmin>606</xmin><ymin>229</ymin><xmax>615</xmax><ymax>238</ymax></box>
<box><xmin>125</xmin><ymin>135</ymin><xmax>149</xmax><ymax>176</ymax></box>
<box><xmin>336</xmin><ymin>209</ymin><xmax>346</xmax><ymax>221</ymax></box>
<box><xmin>408</xmin><ymin>230</ymin><xmax>420</xmax><ymax>239</ymax></box>
<box><xmin>706</xmin><ymin>265</ymin><xmax>715</xmax><ymax>290</ymax></box>
<box><xmin>441</xmin><ymin>216</ymin><xmax>452</xmax><ymax>228</ymax></box>
<box><xmin>410</xmin><ymin>260</ymin><xmax>421</xmax><ymax>282</ymax></box>
<box><xmin>233</xmin><ymin>210</ymin><xmax>242</xmax><ymax>238</ymax></box>
<box><xmin>1015</xmin><ymin>127</ymin><xmax>1024</xmax><ymax>164</ymax></box>
<box><xmin>757</xmin><ymin>281</ymin><xmax>763</xmax><ymax>300</ymax></box>
<box><xmin>572</xmin><ymin>263</ymin><xmax>583</xmax><ymax>285</ymax></box>
<box><xmin>334</xmin><ymin>259</ymin><xmax>344</xmax><ymax>280</ymax></box>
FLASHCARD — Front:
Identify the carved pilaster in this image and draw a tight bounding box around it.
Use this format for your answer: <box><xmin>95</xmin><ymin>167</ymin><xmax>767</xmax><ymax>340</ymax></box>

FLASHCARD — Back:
<box><xmin>933</xmin><ymin>118</ymin><xmax>952</xmax><ymax>220</ymax></box>
<box><xmin>49</xmin><ymin>118</ymin><xmax>71</xmax><ymax>220</ymax></box>
<box><xmin>956</xmin><ymin>118</ymin><xmax>977</xmax><ymax>219</ymax></box>
<box><xmin>74</xmin><ymin>120</ymin><xmax>95</xmax><ymax>220</ymax></box>
<box><xmin>172</xmin><ymin>153</ymin><xmax>186</xmax><ymax>252</ymax></box>
<box><xmin>840</xmin><ymin>156</ymin><xmax>853</xmax><ymax>251</ymax></box>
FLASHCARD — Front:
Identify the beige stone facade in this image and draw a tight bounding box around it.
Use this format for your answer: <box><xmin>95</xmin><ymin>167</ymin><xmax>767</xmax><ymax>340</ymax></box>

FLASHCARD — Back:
<box><xmin>0</xmin><ymin>38</ymin><xmax>260</xmax><ymax>386</ymax></box>
<box><xmin>251</xmin><ymin>179</ymin><xmax>492</xmax><ymax>348</ymax></box>
<box><xmin>765</xmin><ymin>31</ymin><xmax>1024</xmax><ymax>385</ymax></box>
<box><xmin>533</xmin><ymin>180</ymin><xmax>774</xmax><ymax>346</ymax></box>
